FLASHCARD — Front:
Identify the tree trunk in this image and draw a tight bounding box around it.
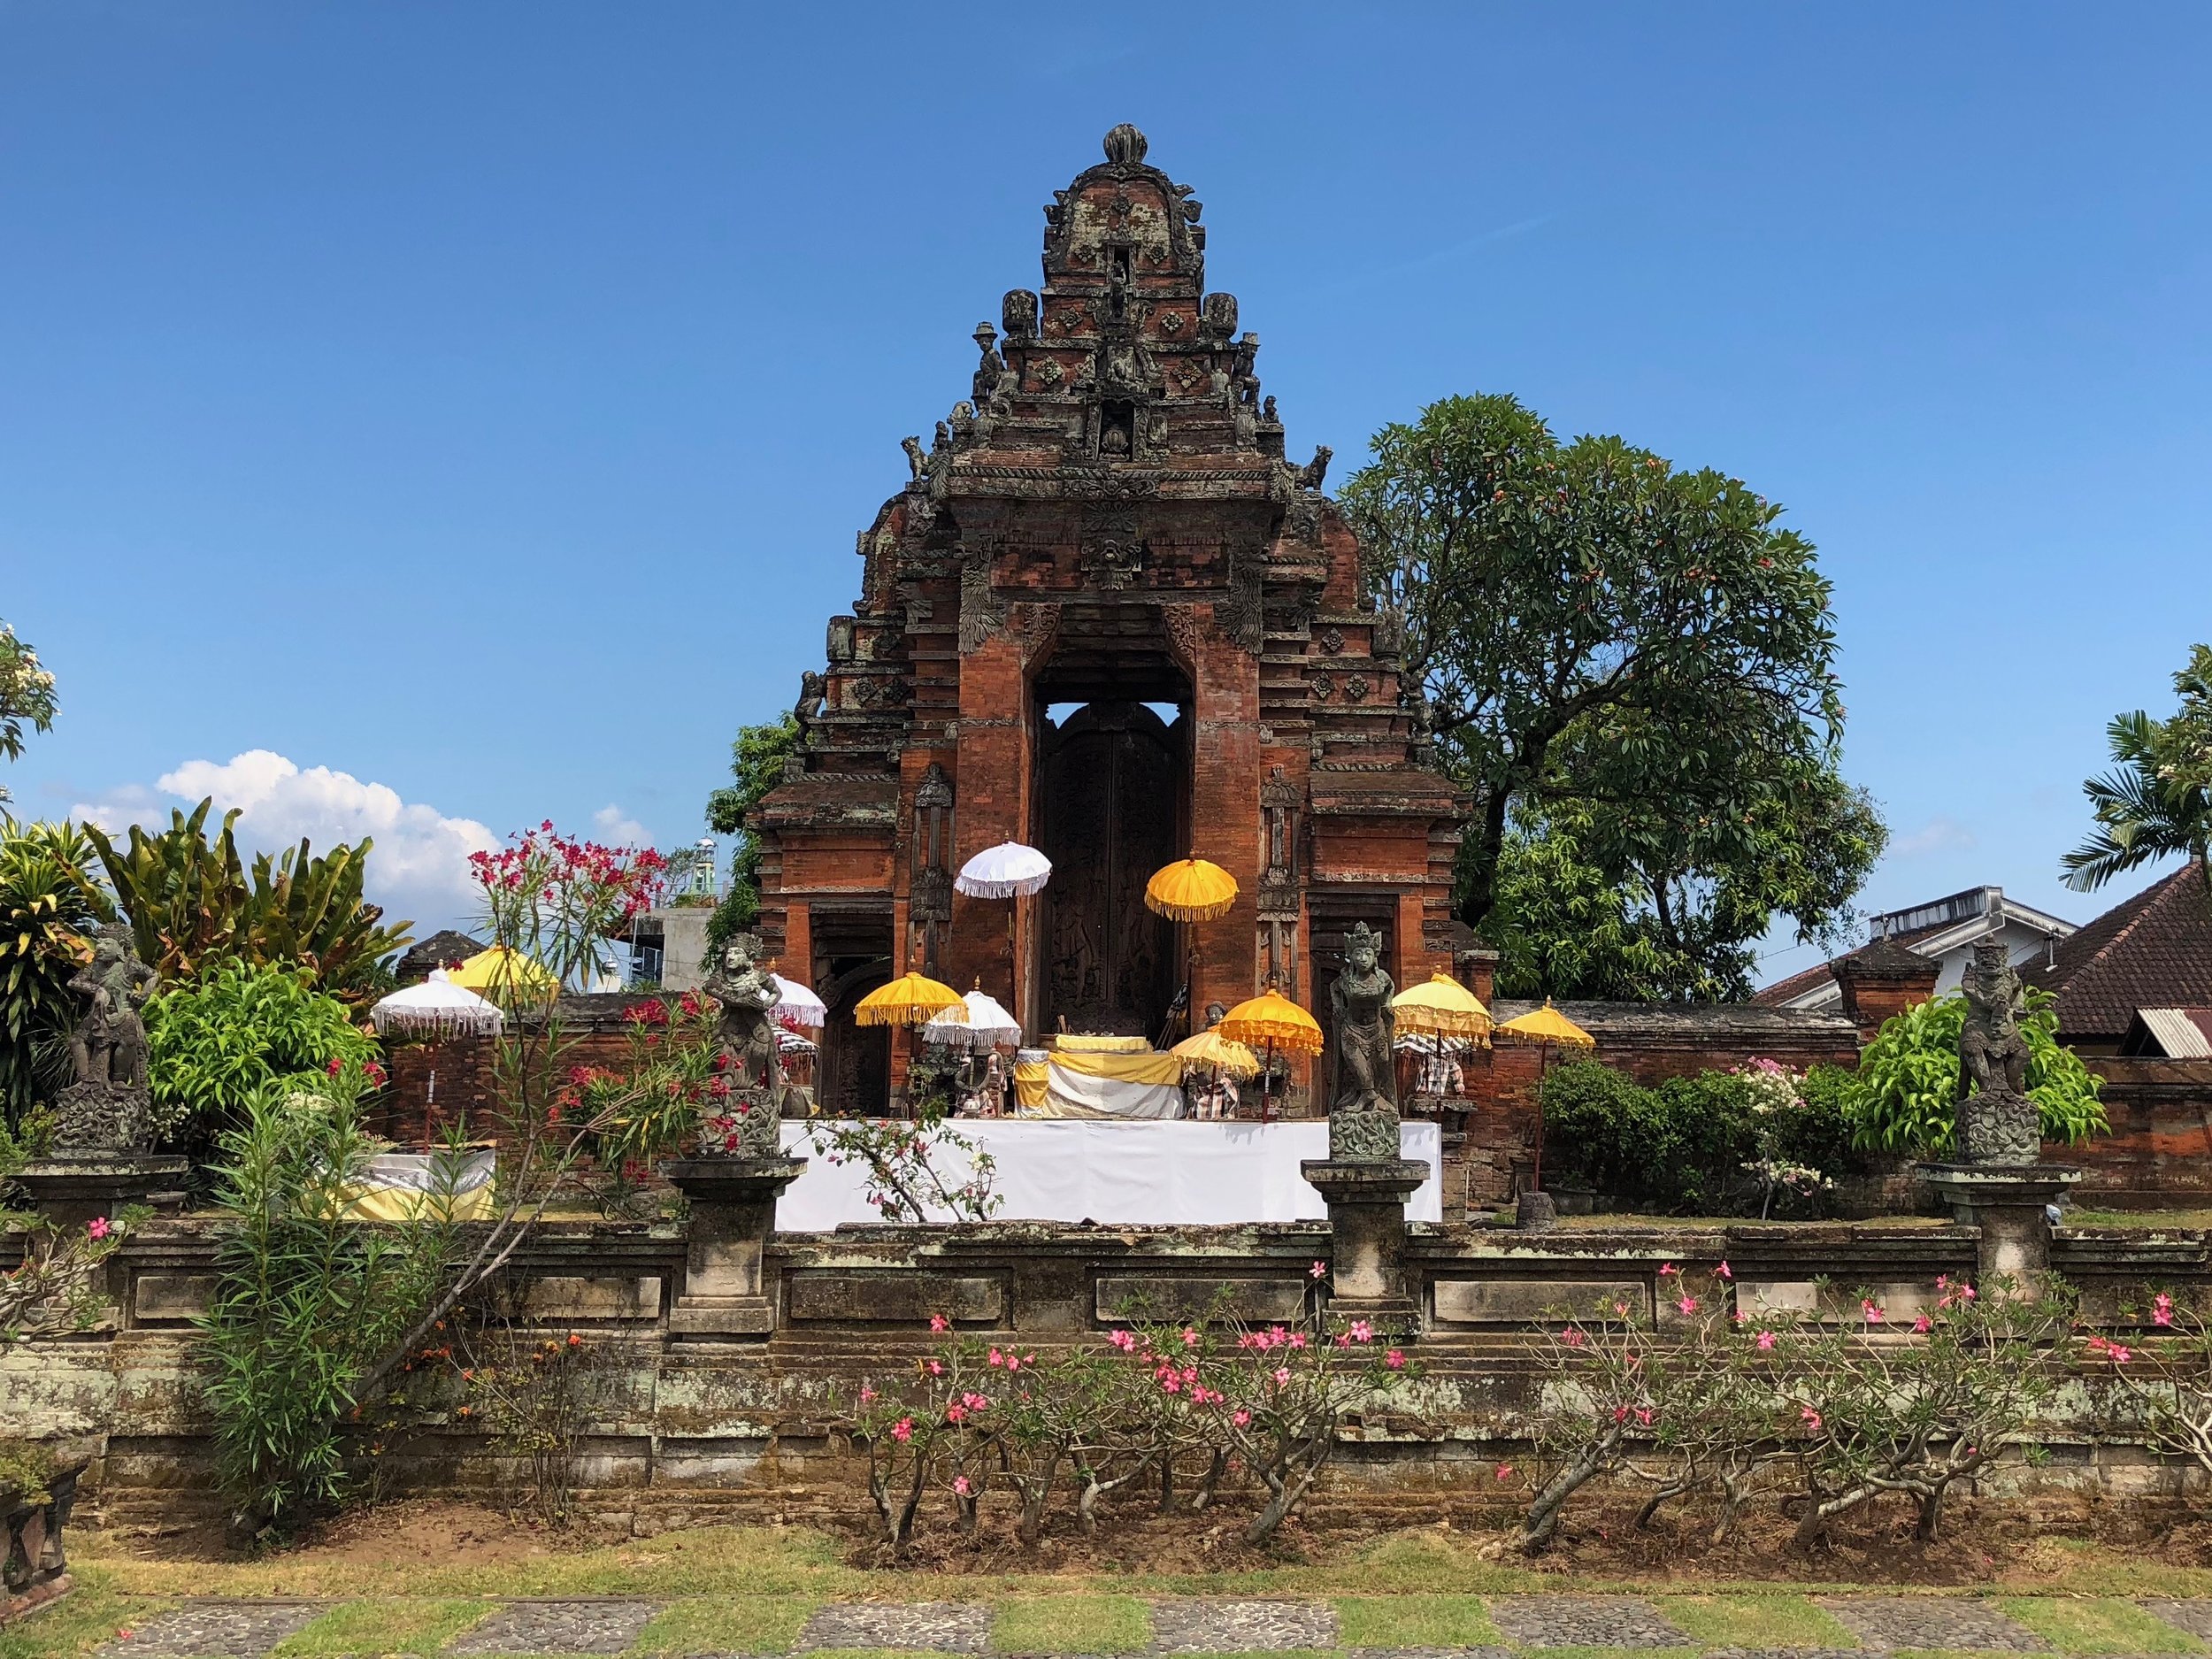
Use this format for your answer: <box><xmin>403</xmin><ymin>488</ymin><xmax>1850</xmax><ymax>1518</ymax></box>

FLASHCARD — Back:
<box><xmin>1521</xmin><ymin>1425</ymin><xmax>1623</xmax><ymax>1552</ymax></box>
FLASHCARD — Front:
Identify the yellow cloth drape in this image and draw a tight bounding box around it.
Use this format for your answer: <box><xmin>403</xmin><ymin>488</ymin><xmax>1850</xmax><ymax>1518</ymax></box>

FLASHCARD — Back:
<box><xmin>1054</xmin><ymin>1033</ymin><xmax>1153</xmax><ymax>1054</ymax></box>
<box><xmin>1048</xmin><ymin>1048</ymin><xmax>1183</xmax><ymax>1085</ymax></box>
<box><xmin>1014</xmin><ymin>1059</ymin><xmax>1049</xmax><ymax>1110</ymax></box>
<box><xmin>334</xmin><ymin>1182</ymin><xmax>497</xmax><ymax>1223</ymax></box>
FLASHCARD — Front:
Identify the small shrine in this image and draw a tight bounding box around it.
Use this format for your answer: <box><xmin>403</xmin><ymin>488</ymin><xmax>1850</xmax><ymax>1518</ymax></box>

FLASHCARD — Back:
<box><xmin>755</xmin><ymin>125</ymin><xmax>1468</xmax><ymax>1109</ymax></box>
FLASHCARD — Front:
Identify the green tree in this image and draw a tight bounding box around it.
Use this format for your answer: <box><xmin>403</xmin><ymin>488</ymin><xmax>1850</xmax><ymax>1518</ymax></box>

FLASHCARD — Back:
<box><xmin>0</xmin><ymin>820</ymin><xmax>111</xmax><ymax>1125</ymax></box>
<box><xmin>703</xmin><ymin>712</ymin><xmax>799</xmax><ymax>956</ymax></box>
<box><xmin>85</xmin><ymin>798</ymin><xmax>411</xmax><ymax>995</ymax></box>
<box><xmin>1339</xmin><ymin>393</ymin><xmax>1879</xmax><ymax>999</ymax></box>
<box><xmin>0</xmin><ymin>624</ymin><xmax>58</xmax><ymax>806</ymax></box>
<box><xmin>1845</xmin><ymin>988</ymin><xmax>2106</xmax><ymax>1157</ymax></box>
<box><xmin>146</xmin><ymin>959</ymin><xmax>377</xmax><ymax>1156</ymax></box>
<box><xmin>2063</xmin><ymin>643</ymin><xmax>2212</xmax><ymax>895</ymax></box>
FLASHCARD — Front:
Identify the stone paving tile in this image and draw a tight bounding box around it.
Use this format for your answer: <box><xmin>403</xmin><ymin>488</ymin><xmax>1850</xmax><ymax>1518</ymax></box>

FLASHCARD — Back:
<box><xmin>448</xmin><ymin>1601</ymin><xmax>663</xmax><ymax>1655</ymax></box>
<box><xmin>1486</xmin><ymin>1597</ymin><xmax>1688</xmax><ymax>1649</ymax></box>
<box><xmin>1819</xmin><ymin>1599</ymin><xmax>2050</xmax><ymax>1651</ymax></box>
<box><xmin>99</xmin><ymin>1604</ymin><xmax>325</xmax><ymax>1658</ymax></box>
<box><xmin>1148</xmin><ymin>1599</ymin><xmax>1340</xmax><ymax>1654</ymax></box>
<box><xmin>1706</xmin><ymin>1651</ymin><xmax>1867</xmax><ymax>1659</ymax></box>
<box><xmin>1345</xmin><ymin>1649</ymin><xmax>1517</xmax><ymax>1659</ymax></box>
<box><xmin>2142</xmin><ymin>1601</ymin><xmax>2212</xmax><ymax>1643</ymax></box>
<box><xmin>795</xmin><ymin>1601</ymin><xmax>995</xmax><ymax>1653</ymax></box>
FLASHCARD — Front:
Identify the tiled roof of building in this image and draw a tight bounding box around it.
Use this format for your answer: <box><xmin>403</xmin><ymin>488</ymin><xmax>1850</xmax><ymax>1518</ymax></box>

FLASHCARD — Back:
<box><xmin>1750</xmin><ymin>923</ymin><xmax>1947</xmax><ymax>1007</ymax></box>
<box><xmin>2022</xmin><ymin>864</ymin><xmax>2212</xmax><ymax>1041</ymax></box>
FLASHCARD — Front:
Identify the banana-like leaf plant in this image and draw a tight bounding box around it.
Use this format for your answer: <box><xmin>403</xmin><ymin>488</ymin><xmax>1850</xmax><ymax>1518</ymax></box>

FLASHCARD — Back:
<box><xmin>85</xmin><ymin>799</ymin><xmax>411</xmax><ymax>997</ymax></box>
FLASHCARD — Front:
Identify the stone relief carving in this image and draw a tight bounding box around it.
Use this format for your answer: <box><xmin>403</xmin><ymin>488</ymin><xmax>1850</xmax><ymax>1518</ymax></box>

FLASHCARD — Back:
<box><xmin>1341</xmin><ymin>673</ymin><xmax>1370</xmax><ymax>703</ymax></box>
<box><xmin>1318</xmin><ymin>626</ymin><xmax>1344</xmax><ymax>656</ymax></box>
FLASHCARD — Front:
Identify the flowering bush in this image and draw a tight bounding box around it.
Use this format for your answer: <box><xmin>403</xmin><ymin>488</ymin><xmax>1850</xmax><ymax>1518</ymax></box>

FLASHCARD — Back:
<box><xmin>1525</xmin><ymin>1265</ymin><xmax>2071</xmax><ymax>1552</ymax></box>
<box><xmin>0</xmin><ymin>1210</ymin><xmax>136</xmax><ymax>1341</ymax></box>
<box><xmin>2087</xmin><ymin>1288</ymin><xmax>2212</xmax><ymax>1482</ymax></box>
<box><xmin>468</xmin><ymin>824</ymin><xmax>667</xmax><ymax>997</ymax></box>
<box><xmin>845</xmin><ymin>1302</ymin><xmax>1418</xmax><ymax>1553</ymax></box>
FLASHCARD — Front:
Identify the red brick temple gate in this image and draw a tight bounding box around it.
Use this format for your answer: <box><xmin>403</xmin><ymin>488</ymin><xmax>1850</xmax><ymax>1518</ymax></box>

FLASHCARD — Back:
<box><xmin>755</xmin><ymin>124</ymin><xmax>1467</xmax><ymax>1110</ymax></box>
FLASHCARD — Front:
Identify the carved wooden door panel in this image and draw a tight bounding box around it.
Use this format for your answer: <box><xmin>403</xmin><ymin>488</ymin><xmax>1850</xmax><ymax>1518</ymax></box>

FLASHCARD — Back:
<box><xmin>1038</xmin><ymin>703</ymin><xmax>1179</xmax><ymax>1037</ymax></box>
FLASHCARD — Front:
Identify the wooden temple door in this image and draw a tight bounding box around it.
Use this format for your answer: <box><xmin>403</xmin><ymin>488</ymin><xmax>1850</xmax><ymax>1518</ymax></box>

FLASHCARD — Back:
<box><xmin>1037</xmin><ymin>702</ymin><xmax>1183</xmax><ymax>1038</ymax></box>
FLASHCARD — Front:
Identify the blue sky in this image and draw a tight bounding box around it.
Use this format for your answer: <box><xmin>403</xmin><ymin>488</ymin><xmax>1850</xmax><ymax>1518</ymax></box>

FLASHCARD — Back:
<box><xmin>4</xmin><ymin>4</ymin><xmax>2208</xmax><ymax>976</ymax></box>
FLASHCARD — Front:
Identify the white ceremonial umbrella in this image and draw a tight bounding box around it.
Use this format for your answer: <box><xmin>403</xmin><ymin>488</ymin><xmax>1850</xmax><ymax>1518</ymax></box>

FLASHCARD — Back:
<box><xmin>924</xmin><ymin>988</ymin><xmax>1024</xmax><ymax>1051</ymax></box>
<box><xmin>954</xmin><ymin>841</ymin><xmax>1053</xmax><ymax>899</ymax></box>
<box><xmin>771</xmin><ymin>972</ymin><xmax>827</xmax><ymax>1031</ymax></box>
<box><xmin>371</xmin><ymin>971</ymin><xmax>506</xmax><ymax>1040</ymax></box>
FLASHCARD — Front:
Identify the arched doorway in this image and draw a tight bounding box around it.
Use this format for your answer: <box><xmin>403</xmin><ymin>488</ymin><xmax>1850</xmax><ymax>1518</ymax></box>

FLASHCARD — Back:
<box><xmin>1035</xmin><ymin>700</ymin><xmax>1187</xmax><ymax>1038</ymax></box>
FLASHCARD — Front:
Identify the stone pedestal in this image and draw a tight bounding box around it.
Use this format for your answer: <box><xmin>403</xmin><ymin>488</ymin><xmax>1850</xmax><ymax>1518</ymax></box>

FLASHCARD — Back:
<box><xmin>12</xmin><ymin>1156</ymin><xmax>188</xmax><ymax>1231</ymax></box>
<box><xmin>1302</xmin><ymin>1157</ymin><xmax>1427</xmax><ymax>1340</ymax></box>
<box><xmin>661</xmin><ymin>1156</ymin><xmax>806</xmax><ymax>1337</ymax></box>
<box><xmin>1919</xmin><ymin>1162</ymin><xmax>2082</xmax><ymax>1293</ymax></box>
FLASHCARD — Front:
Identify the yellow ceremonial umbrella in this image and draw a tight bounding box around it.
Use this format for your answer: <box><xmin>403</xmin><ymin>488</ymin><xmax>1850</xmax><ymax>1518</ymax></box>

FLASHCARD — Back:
<box><xmin>855</xmin><ymin>971</ymin><xmax>967</xmax><ymax>1029</ymax></box>
<box><xmin>446</xmin><ymin>945</ymin><xmax>557</xmax><ymax>1001</ymax></box>
<box><xmin>1170</xmin><ymin>1027</ymin><xmax>1262</xmax><ymax>1080</ymax></box>
<box><xmin>1144</xmin><ymin>858</ymin><xmax>1240</xmax><ymax>923</ymax></box>
<box><xmin>856</xmin><ymin>970</ymin><xmax>968</xmax><ymax>1120</ymax></box>
<box><xmin>1391</xmin><ymin>972</ymin><xmax>1494</xmax><ymax>1043</ymax></box>
<box><xmin>1218</xmin><ymin>989</ymin><xmax>1325</xmax><ymax>1122</ymax></box>
<box><xmin>1496</xmin><ymin>998</ymin><xmax>1595</xmax><ymax>1198</ymax></box>
<box><xmin>1497</xmin><ymin>999</ymin><xmax>1595</xmax><ymax>1049</ymax></box>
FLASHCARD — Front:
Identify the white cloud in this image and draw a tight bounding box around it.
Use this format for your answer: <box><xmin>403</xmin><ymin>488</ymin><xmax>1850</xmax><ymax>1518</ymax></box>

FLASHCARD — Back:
<box><xmin>73</xmin><ymin>749</ymin><xmax>500</xmax><ymax>929</ymax></box>
<box><xmin>591</xmin><ymin>803</ymin><xmax>650</xmax><ymax>848</ymax></box>
<box><xmin>1890</xmin><ymin>816</ymin><xmax>1978</xmax><ymax>859</ymax></box>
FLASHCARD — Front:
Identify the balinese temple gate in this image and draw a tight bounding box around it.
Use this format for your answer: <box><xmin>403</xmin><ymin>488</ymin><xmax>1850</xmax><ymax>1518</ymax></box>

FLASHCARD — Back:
<box><xmin>756</xmin><ymin>125</ymin><xmax>1468</xmax><ymax>1110</ymax></box>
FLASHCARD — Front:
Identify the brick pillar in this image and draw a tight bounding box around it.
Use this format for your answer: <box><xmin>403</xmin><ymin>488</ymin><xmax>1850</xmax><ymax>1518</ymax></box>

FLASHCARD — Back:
<box><xmin>782</xmin><ymin>901</ymin><xmax>813</xmax><ymax>991</ymax></box>
<box><xmin>948</xmin><ymin>631</ymin><xmax>1030</xmax><ymax>1018</ymax></box>
<box><xmin>1455</xmin><ymin>943</ymin><xmax>1498</xmax><ymax>1008</ymax></box>
<box><xmin>1832</xmin><ymin>939</ymin><xmax>1940</xmax><ymax>1042</ymax></box>
<box><xmin>1186</xmin><ymin>618</ymin><xmax>1263</xmax><ymax>1026</ymax></box>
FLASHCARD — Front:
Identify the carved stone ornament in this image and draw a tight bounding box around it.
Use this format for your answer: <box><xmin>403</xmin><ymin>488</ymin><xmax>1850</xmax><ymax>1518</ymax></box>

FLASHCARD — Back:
<box><xmin>1033</xmin><ymin>357</ymin><xmax>1064</xmax><ymax>390</ymax></box>
<box><xmin>702</xmin><ymin>933</ymin><xmax>785</xmax><ymax>1125</ymax></box>
<box><xmin>958</xmin><ymin>546</ymin><xmax>1009</xmax><ymax>654</ymax></box>
<box><xmin>1340</xmin><ymin>674</ymin><xmax>1370</xmax><ymax>703</ymax></box>
<box><xmin>1310</xmin><ymin>673</ymin><xmax>1333</xmax><ymax>703</ymax></box>
<box><xmin>51</xmin><ymin>923</ymin><xmax>157</xmax><ymax>1153</ymax></box>
<box><xmin>1158</xmin><ymin>603</ymin><xmax>1202</xmax><ymax>676</ymax></box>
<box><xmin>1158</xmin><ymin>311</ymin><xmax>1185</xmax><ymax>336</ymax></box>
<box><xmin>1325</xmin><ymin>924</ymin><xmax>1400</xmax><ymax>1163</ymax></box>
<box><xmin>1318</xmin><ymin>626</ymin><xmax>1344</xmax><ymax>656</ymax></box>
<box><xmin>1002</xmin><ymin>288</ymin><xmax>1041</xmax><ymax>340</ymax></box>
<box><xmin>1014</xmin><ymin>602</ymin><xmax>1062</xmax><ymax>670</ymax></box>
<box><xmin>1955</xmin><ymin>941</ymin><xmax>2043</xmax><ymax>1166</ymax></box>
<box><xmin>910</xmin><ymin>865</ymin><xmax>954</xmax><ymax>925</ymax></box>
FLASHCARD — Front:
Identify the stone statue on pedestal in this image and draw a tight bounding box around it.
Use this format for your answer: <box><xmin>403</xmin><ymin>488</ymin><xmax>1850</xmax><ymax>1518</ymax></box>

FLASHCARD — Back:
<box><xmin>700</xmin><ymin>933</ymin><xmax>783</xmax><ymax>1156</ymax></box>
<box><xmin>1326</xmin><ymin>923</ymin><xmax>1400</xmax><ymax>1162</ymax></box>
<box><xmin>1955</xmin><ymin>941</ymin><xmax>2042</xmax><ymax>1166</ymax></box>
<box><xmin>54</xmin><ymin>924</ymin><xmax>157</xmax><ymax>1152</ymax></box>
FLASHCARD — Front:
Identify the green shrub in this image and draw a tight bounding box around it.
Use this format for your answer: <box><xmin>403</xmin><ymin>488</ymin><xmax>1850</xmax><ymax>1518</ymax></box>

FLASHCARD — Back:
<box><xmin>1845</xmin><ymin>989</ymin><xmax>2106</xmax><ymax>1156</ymax></box>
<box><xmin>148</xmin><ymin>960</ymin><xmax>376</xmax><ymax>1154</ymax></box>
<box><xmin>1540</xmin><ymin>1058</ymin><xmax>1863</xmax><ymax>1217</ymax></box>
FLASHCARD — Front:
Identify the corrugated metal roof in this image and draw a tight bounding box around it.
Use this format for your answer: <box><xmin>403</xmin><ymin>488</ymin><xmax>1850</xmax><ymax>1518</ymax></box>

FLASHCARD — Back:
<box><xmin>2138</xmin><ymin>1007</ymin><xmax>2212</xmax><ymax>1059</ymax></box>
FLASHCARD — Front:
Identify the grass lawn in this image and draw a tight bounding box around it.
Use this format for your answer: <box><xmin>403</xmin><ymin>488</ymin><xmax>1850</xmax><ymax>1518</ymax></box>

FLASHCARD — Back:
<box><xmin>14</xmin><ymin>1522</ymin><xmax>2212</xmax><ymax>1659</ymax></box>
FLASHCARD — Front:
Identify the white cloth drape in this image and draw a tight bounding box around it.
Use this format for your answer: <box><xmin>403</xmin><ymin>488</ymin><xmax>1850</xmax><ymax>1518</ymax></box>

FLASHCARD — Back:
<box><xmin>776</xmin><ymin>1118</ymin><xmax>1442</xmax><ymax>1227</ymax></box>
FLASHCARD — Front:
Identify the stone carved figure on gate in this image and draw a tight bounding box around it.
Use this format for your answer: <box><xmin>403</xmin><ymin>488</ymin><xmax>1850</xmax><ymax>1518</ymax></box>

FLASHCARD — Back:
<box><xmin>56</xmin><ymin>923</ymin><xmax>157</xmax><ymax>1150</ymax></box>
<box><xmin>1326</xmin><ymin>923</ymin><xmax>1400</xmax><ymax>1162</ymax></box>
<box><xmin>701</xmin><ymin>933</ymin><xmax>784</xmax><ymax>1155</ymax></box>
<box><xmin>1955</xmin><ymin>940</ymin><xmax>2041</xmax><ymax>1166</ymax></box>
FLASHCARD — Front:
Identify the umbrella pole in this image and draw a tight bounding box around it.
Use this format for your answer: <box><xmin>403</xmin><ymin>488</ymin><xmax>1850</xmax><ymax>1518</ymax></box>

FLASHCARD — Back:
<box><xmin>1531</xmin><ymin>1039</ymin><xmax>1552</xmax><ymax>1192</ymax></box>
